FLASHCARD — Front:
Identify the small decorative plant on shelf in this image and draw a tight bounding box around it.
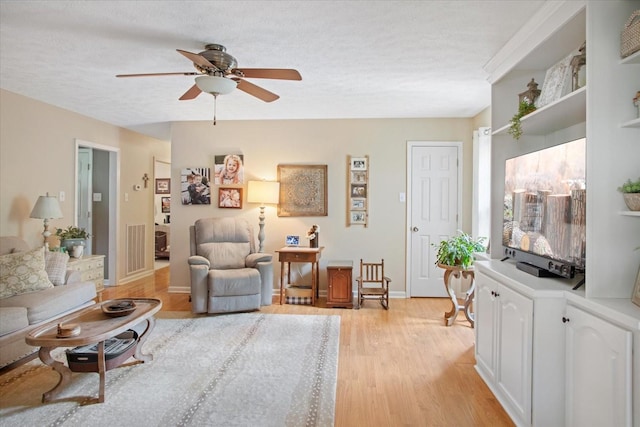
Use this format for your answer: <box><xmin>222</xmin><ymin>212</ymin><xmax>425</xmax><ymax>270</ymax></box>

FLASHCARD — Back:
<box><xmin>432</xmin><ymin>231</ymin><xmax>487</xmax><ymax>269</ymax></box>
<box><xmin>508</xmin><ymin>99</ymin><xmax>537</xmax><ymax>140</ymax></box>
<box><xmin>618</xmin><ymin>177</ymin><xmax>640</xmax><ymax>211</ymax></box>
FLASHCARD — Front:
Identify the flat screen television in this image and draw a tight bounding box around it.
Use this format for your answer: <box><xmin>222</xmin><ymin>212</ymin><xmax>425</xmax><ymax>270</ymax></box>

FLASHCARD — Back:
<box><xmin>502</xmin><ymin>138</ymin><xmax>586</xmax><ymax>278</ymax></box>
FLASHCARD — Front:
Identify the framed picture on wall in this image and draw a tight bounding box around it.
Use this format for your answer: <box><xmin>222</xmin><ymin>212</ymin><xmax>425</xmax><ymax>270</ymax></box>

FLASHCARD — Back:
<box><xmin>351</xmin><ymin>198</ymin><xmax>365</xmax><ymax>210</ymax></box>
<box><xmin>277</xmin><ymin>164</ymin><xmax>328</xmax><ymax>217</ymax></box>
<box><xmin>161</xmin><ymin>197</ymin><xmax>170</xmax><ymax>213</ymax></box>
<box><xmin>218</xmin><ymin>187</ymin><xmax>243</xmax><ymax>209</ymax></box>
<box><xmin>214</xmin><ymin>154</ymin><xmax>244</xmax><ymax>185</ymax></box>
<box><xmin>350</xmin><ymin>211</ymin><xmax>367</xmax><ymax>224</ymax></box>
<box><xmin>351</xmin><ymin>183</ymin><xmax>367</xmax><ymax>198</ymax></box>
<box><xmin>181</xmin><ymin>168</ymin><xmax>211</xmax><ymax>205</ymax></box>
<box><xmin>155</xmin><ymin>178</ymin><xmax>170</xmax><ymax>194</ymax></box>
<box><xmin>350</xmin><ymin>157</ymin><xmax>367</xmax><ymax>171</ymax></box>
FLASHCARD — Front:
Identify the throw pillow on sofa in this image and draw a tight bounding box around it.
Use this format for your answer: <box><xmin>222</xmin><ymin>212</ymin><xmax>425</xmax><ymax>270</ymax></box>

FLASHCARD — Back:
<box><xmin>44</xmin><ymin>250</ymin><xmax>70</xmax><ymax>286</ymax></box>
<box><xmin>0</xmin><ymin>247</ymin><xmax>54</xmax><ymax>299</ymax></box>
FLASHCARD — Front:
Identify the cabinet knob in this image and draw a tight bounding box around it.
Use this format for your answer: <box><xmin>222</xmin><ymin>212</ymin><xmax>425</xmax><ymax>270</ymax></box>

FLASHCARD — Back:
<box><xmin>412</xmin><ymin>226</ymin><xmax>419</xmax><ymax>232</ymax></box>
<box><xmin>562</xmin><ymin>316</ymin><xmax>570</xmax><ymax>323</ymax></box>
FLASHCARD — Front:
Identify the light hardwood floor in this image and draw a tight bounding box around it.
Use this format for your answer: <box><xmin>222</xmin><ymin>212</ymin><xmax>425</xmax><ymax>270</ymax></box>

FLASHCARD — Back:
<box><xmin>102</xmin><ymin>267</ymin><xmax>513</xmax><ymax>427</ymax></box>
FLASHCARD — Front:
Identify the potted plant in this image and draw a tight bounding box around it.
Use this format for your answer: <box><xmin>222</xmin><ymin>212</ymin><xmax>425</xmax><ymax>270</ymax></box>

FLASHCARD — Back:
<box><xmin>618</xmin><ymin>177</ymin><xmax>640</xmax><ymax>211</ymax></box>
<box><xmin>508</xmin><ymin>99</ymin><xmax>537</xmax><ymax>140</ymax></box>
<box><xmin>432</xmin><ymin>230</ymin><xmax>487</xmax><ymax>269</ymax></box>
<box><xmin>56</xmin><ymin>226</ymin><xmax>90</xmax><ymax>254</ymax></box>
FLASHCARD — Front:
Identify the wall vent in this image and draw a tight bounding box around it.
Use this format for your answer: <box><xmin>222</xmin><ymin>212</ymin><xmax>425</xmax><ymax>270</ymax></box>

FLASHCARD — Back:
<box><xmin>126</xmin><ymin>224</ymin><xmax>145</xmax><ymax>275</ymax></box>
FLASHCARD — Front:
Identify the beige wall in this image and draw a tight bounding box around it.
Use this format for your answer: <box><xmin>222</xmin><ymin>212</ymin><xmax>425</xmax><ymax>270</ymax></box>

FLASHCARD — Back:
<box><xmin>169</xmin><ymin>118</ymin><xmax>482</xmax><ymax>296</ymax></box>
<box><xmin>0</xmin><ymin>89</ymin><xmax>170</xmax><ymax>284</ymax></box>
<box><xmin>1</xmin><ymin>88</ymin><xmax>490</xmax><ymax>295</ymax></box>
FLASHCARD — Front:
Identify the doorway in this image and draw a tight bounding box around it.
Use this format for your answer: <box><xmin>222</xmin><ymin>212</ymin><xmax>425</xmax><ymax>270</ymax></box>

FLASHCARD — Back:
<box><xmin>406</xmin><ymin>142</ymin><xmax>462</xmax><ymax>297</ymax></box>
<box><xmin>75</xmin><ymin>139</ymin><xmax>119</xmax><ymax>285</ymax></box>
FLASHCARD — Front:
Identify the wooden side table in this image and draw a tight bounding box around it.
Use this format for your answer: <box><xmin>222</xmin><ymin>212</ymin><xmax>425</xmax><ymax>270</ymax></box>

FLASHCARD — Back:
<box><xmin>68</xmin><ymin>254</ymin><xmax>105</xmax><ymax>297</ymax></box>
<box><xmin>326</xmin><ymin>260</ymin><xmax>353</xmax><ymax>308</ymax></box>
<box><xmin>276</xmin><ymin>247</ymin><xmax>324</xmax><ymax>306</ymax></box>
<box><xmin>438</xmin><ymin>264</ymin><xmax>475</xmax><ymax>327</ymax></box>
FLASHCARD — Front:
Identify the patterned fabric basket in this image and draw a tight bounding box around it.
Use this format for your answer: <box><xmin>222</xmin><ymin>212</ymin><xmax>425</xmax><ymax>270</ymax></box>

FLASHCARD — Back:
<box><xmin>621</xmin><ymin>10</ymin><xmax>640</xmax><ymax>58</ymax></box>
<box><xmin>285</xmin><ymin>296</ymin><xmax>312</xmax><ymax>305</ymax></box>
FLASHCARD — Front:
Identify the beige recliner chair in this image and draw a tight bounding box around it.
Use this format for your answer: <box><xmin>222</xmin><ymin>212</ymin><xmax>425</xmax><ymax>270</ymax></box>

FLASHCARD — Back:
<box><xmin>188</xmin><ymin>217</ymin><xmax>273</xmax><ymax>314</ymax></box>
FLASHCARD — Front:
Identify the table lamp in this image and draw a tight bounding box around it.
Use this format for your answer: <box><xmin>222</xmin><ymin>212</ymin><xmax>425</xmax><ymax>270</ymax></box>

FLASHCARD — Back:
<box><xmin>247</xmin><ymin>180</ymin><xmax>280</xmax><ymax>253</ymax></box>
<box><xmin>30</xmin><ymin>193</ymin><xmax>63</xmax><ymax>248</ymax></box>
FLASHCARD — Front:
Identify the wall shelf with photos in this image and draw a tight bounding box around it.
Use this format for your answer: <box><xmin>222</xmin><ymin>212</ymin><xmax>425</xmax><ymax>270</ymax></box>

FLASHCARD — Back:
<box><xmin>347</xmin><ymin>155</ymin><xmax>369</xmax><ymax>227</ymax></box>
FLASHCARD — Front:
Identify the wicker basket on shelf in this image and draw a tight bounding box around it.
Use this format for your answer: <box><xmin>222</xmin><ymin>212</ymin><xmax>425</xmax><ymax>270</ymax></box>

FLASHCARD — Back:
<box><xmin>621</xmin><ymin>10</ymin><xmax>640</xmax><ymax>58</ymax></box>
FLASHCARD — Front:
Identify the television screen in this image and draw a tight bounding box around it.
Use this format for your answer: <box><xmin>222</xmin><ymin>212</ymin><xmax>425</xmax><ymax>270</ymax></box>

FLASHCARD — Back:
<box><xmin>503</xmin><ymin>138</ymin><xmax>586</xmax><ymax>277</ymax></box>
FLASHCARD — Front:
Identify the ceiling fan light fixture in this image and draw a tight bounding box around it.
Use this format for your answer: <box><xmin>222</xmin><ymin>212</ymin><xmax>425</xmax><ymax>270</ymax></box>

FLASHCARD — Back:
<box><xmin>195</xmin><ymin>75</ymin><xmax>237</xmax><ymax>95</ymax></box>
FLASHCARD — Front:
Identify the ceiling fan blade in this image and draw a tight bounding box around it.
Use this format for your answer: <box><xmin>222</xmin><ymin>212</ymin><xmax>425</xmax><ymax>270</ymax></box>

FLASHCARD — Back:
<box><xmin>231</xmin><ymin>68</ymin><xmax>302</xmax><ymax>80</ymax></box>
<box><xmin>116</xmin><ymin>72</ymin><xmax>200</xmax><ymax>78</ymax></box>
<box><xmin>179</xmin><ymin>84</ymin><xmax>202</xmax><ymax>101</ymax></box>
<box><xmin>177</xmin><ymin>49</ymin><xmax>216</xmax><ymax>69</ymax></box>
<box><xmin>234</xmin><ymin>79</ymin><xmax>279</xmax><ymax>102</ymax></box>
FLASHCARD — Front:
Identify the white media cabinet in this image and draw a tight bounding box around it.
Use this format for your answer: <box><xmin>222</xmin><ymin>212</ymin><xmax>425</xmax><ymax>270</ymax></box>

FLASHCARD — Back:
<box><xmin>480</xmin><ymin>1</ymin><xmax>640</xmax><ymax>425</ymax></box>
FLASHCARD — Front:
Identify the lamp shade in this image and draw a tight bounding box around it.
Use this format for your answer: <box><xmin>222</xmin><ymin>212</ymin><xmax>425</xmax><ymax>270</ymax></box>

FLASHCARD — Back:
<box><xmin>247</xmin><ymin>181</ymin><xmax>280</xmax><ymax>205</ymax></box>
<box><xmin>30</xmin><ymin>195</ymin><xmax>63</xmax><ymax>219</ymax></box>
<box><xmin>195</xmin><ymin>75</ymin><xmax>237</xmax><ymax>95</ymax></box>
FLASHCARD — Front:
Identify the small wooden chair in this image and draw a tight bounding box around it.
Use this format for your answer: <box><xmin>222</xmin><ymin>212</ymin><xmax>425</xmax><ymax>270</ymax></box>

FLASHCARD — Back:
<box><xmin>357</xmin><ymin>259</ymin><xmax>390</xmax><ymax>309</ymax></box>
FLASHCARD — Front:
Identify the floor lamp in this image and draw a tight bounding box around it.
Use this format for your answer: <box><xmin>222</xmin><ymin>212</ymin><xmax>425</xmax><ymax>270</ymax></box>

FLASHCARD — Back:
<box><xmin>30</xmin><ymin>193</ymin><xmax>63</xmax><ymax>248</ymax></box>
<box><xmin>247</xmin><ymin>180</ymin><xmax>280</xmax><ymax>253</ymax></box>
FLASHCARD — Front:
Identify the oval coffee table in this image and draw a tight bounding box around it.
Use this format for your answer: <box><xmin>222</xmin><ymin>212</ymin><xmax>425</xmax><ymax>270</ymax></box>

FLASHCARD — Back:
<box><xmin>25</xmin><ymin>298</ymin><xmax>162</xmax><ymax>403</ymax></box>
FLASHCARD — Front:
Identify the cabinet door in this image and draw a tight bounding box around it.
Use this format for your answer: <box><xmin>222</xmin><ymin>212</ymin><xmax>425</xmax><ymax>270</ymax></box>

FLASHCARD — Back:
<box><xmin>327</xmin><ymin>268</ymin><xmax>352</xmax><ymax>304</ymax></box>
<box><xmin>475</xmin><ymin>272</ymin><xmax>498</xmax><ymax>383</ymax></box>
<box><xmin>496</xmin><ymin>284</ymin><xmax>533</xmax><ymax>425</ymax></box>
<box><xmin>565</xmin><ymin>305</ymin><xmax>632</xmax><ymax>427</ymax></box>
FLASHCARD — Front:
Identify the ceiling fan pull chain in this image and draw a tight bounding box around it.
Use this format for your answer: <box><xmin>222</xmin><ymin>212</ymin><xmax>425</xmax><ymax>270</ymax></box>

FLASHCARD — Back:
<box><xmin>213</xmin><ymin>94</ymin><xmax>217</xmax><ymax>126</ymax></box>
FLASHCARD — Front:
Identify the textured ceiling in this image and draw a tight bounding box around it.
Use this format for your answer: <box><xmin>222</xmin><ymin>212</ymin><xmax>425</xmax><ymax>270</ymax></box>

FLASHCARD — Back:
<box><xmin>0</xmin><ymin>1</ymin><xmax>544</xmax><ymax>140</ymax></box>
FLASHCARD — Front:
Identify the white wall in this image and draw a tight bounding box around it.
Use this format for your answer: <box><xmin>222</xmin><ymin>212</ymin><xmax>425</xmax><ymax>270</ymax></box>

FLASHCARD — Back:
<box><xmin>169</xmin><ymin>117</ymin><xmax>477</xmax><ymax>295</ymax></box>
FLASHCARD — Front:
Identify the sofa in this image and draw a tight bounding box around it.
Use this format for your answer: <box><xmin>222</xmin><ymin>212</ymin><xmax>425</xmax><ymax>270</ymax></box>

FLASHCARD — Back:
<box><xmin>0</xmin><ymin>236</ymin><xmax>97</xmax><ymax>369</ymax></box>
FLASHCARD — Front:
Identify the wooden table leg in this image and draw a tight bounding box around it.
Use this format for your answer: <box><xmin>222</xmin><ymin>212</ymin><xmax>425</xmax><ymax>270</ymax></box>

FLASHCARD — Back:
<box><xmin>39</xmin><ymin>346</ymin><xmax>71</xmax><ymax>403</ymax></box>
<box><xmin>463</xmin><ymin>272</ymin><xmax>475</xmax><ymax>327</ymax></box>
<box><xmin>97</xmin><ymin>341</ymin><xmax>106</xmax><ymax>403</ymax></box>
<box><xmin>134</xmin><ymin>316</ymin><xmax>156</xmax><ymax>363</ymax></box>
<box><xmin>443</xmin><ymin>269</ymin><xmax>461</xmax><ymax>326</ymax></box>
<box><xmin>311</xmin><ymin>261</ymin><xmax>317</xmax><ymax>306</ymax></box>
<box><xmin>280</xmin><ymin>261</ymin><xmax>285</xmax><ymax>305</ymax></box>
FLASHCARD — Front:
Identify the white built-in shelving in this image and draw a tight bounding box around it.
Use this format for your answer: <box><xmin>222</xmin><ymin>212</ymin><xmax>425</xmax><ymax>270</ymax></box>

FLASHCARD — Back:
<box><xmin>480</xmin><ymin>2</ymin><xmax>640</xmax><ymax>425</ymax></box>
<box><xmin>493</xmin><ymin>87</ymin><xmax>586</xmax><ymax>136</ymax></box>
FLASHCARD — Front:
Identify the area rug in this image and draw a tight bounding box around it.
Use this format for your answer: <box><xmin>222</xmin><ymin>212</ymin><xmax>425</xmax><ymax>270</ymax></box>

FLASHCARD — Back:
<box><xmin>0</xmin><ymin>313</ymin><xmax>340</xmax><ymax>426</ymax></box>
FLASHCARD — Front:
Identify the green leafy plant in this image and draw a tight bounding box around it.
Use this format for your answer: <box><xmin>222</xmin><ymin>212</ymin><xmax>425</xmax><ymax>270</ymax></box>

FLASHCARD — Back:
<box><xmin>617</xmin><ymin>177</ymin><xmax>640</xmax><ymax>193</ymax></box>
<box><xmin>432</xmin><ymin>231</ymin><xmax>487</xmax><ymax>269</ymax></box>
<box><xmin>508</xmin><ymin>99</ymin><xmax>537</xmax><ymax>140</ymax></box>
<box><xmin>56</xmin><ymin>225</ymin><xmax>90</xmax><ymax>240</ymax></box>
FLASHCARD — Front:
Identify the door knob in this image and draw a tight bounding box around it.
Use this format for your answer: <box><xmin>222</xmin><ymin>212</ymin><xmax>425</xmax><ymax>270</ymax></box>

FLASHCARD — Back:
<box><xmin>412</xmin><ymin>227</ymin><xmax>419</xmax><ymax>232</ymax></box>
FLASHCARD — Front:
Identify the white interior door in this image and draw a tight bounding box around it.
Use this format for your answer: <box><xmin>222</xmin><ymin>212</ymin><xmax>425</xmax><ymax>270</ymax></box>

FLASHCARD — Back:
<box><xmin>408</xmin><ymin>143</ymin><xmax>460</xmax><ymax>297</ymax></box>
<box><xmin>77</xmin><ymin>147</ymin><xmax>93</xmax><ymax>255</ymax></box>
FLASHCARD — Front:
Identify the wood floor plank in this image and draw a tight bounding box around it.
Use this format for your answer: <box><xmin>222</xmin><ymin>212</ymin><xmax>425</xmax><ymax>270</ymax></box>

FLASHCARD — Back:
<box><xmin>102</xmin><ymin>266</ymin><xmax>513</xmax><ymax>426</ymax></box>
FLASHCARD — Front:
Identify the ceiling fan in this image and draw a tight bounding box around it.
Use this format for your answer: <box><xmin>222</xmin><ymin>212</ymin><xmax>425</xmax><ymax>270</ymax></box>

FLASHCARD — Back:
<box><xmin>116</xmin><ymin>43</ymin><xmax>302</xmax><ymax>123</ymax></box>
